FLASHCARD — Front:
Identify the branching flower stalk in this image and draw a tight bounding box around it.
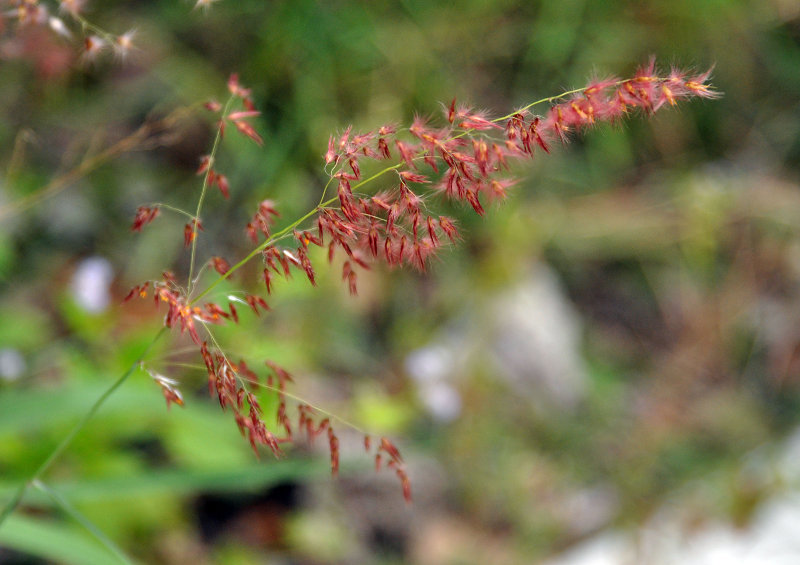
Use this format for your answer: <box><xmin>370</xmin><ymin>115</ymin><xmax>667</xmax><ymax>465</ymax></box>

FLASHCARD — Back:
<box><xmin>0</xmin><ymin>58</ymin><xmax>718</xmax><ymax>528</ymax></box>
<box><xmin>187</xmin><ymin>94</ymin><xmax>239</xmax><ymax>295</ymax></box>
<box><xmin>197</xmin><ymin>60</ymin><xmax>718</xmax><ymax>300</ymax></box>
<box><xmin>124</xmin><ymin>58</ymin><xmax>718</xmax><ymax>503</ymax></box>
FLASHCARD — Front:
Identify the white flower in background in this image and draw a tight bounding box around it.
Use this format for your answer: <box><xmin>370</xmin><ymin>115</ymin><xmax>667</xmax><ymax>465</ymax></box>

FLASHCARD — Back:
<box><xmin>0</xmin><ymin>348</ymin><xmax>26</xmax><ymax>381</ymax></box>
<box><xmin>406</xmin><ymin>345</ymin><xmax>462</xmax><ymax>422</ymax></box>
<box><xmin>70</xmin><ymin>256</ymin><xmax>114</xmax><ymax>314</ymax></box>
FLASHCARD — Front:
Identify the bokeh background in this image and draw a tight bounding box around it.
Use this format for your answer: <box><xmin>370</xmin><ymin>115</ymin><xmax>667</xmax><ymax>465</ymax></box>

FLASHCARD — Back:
<box><xmin>2</xmin><ymin>0</ymin><xmax>800</xmax><ymax>563</ymax></box>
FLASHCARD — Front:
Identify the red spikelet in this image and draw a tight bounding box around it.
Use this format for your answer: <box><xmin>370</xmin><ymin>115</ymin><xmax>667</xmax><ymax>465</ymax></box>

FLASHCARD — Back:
<box><xmin>184</xmin><ymin>219</ymin><xmax>203</xmax><ymax>247</ymax></box>
<box><xmin>465</xmin><ymin>190</ymin><xmax>485</xmax><ymax>216</ymax></box>
<box><xmin>215</xmin><ymin>174</ymin><xmax>230</xmax><ymax>198</ymax></box>
<box><xmin>233</xmin><ymin>120</ymin><xmax>264</xmax><ymax>146</ymax></box>
<box><xmin>328</xmin><ymin>427</ymin><xmax>339</xmax><ymax>477</ymax></box>
<box><xmin>342</xmin><ymin>261</ymin><xmax>358</xmax><ymax>295</ymax></box>
<box><xmin>262</xmin><ymin>268</ymin><xmax>274</xmax><ymax>294</ymax></box>
<box><xmin>131</xmin><ymin>206</ymin><xmax>159</xmax><ymax>232</ymax></box>
<box><xmin>123</xmin><ymin>281</ymin><xmax>150</xmax><ymax>302</ymax></box>
<box><xmin>380</xmin><ymin>437</ymin><xmax>403</xmax><ymax>463</ymax></box>
<box><xmin>245</xmin><ymin>294</ymin><xmax>269</xmax><ymax>315</ymax></box>
<box><xmin>398</xmin><ymin>468</ymin><xmax>412</xmax><ymax>503</ymax></box>
<box><xmin>211</xmin><ymin>256</ymin><xmax>230</xmax><ymax>276</ymax></box>
<box><xmin>297</xmin><ymin>247</ymin><xmax>316</xmax><ymax>285</ymax></box>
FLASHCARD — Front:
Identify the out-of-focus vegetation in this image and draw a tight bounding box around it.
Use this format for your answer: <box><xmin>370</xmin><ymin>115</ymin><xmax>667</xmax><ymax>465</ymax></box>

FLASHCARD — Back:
<box><xmin>1</xmin><ymin>0</ymin><xmax>800</xmax><ymax>563</ymax></box>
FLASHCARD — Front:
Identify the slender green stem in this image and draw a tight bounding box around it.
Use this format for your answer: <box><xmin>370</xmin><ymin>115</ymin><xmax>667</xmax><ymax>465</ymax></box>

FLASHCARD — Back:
<box><xmin>33</xmin><ymin>480</ymin><xmax>135</xmax><ymax>565</ymax></box>
<box><xmin>70</xmin><ymin>13</ymin><xmax>121</xmax><ymax>45</ymax></box>
<box><xmin>150</xmin><ymin>203</ymin><xmax>198</xmax><ymax>222</ymax></box>
<box><xmin>352</xmin><ymin>162</ymin><xmax>404</xmax><ymax>192</ymax></box>
<box><xmin>187</xmin><ymin>96</ymin><xmax>236</xmax><ymax>296</ymax></box>
<box><xmin>0</xmin><ymin>328</ymin><xmax>167</xmax><ymax>529</ymax></box>
<box><xmin>494</xmin><ymin>80</ymin><xmax>627</xmax><ymax>122</ymax></box>
<box><xmin>317</xmin><ymin>176</ymin><xmax>335</xmax><ymax>208</ymax></box>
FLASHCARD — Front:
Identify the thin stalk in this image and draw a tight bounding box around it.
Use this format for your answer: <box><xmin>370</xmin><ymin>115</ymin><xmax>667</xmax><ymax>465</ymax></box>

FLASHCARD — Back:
<box><xmin>32</xmin><ymin>480</ymin><xmax>135</xmax><ymax>565</ymax></box>
<box><xmin>187</xmin><ymin>96</ymin><xmax>236</xmax><ymax>296</ymax></box>
<box><xmin>149</xmin><ymin>203</ymin><xmax>199</xmax><ymax>222</ymax></box>
<box><xmin>70</xmin><ymin>13</ymin><xmax>119</xmax><ymax>45</ymax></box>
<box><xmin>495</xmin><ymin>83</ymin><xmax>620</xmax><ymax>122</ymax></box>
<box><xmin>0</xmin><ymin>328</ymin><xmax>167</xmax><ymax>529</ymax></box>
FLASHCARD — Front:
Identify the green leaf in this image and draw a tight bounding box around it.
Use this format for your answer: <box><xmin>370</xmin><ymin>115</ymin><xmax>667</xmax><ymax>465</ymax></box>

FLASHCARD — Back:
<box><xmin>0</xmin><ymin>513</ymin><xmax>127</xmax><ymax>565</ymax></box>
<box><xmin>0</xmin><ymin>460</ymin><xmax>328</xmax><ymax>506</ymax></box>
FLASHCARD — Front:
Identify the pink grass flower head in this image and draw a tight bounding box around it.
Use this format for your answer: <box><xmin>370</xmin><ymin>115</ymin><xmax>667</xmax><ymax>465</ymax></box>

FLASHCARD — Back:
<box><xmin>113</xmin><ymin>29</ymin><xmax>137</xmax><ymax>61</ymax></box>
<box><xmin>124</xmin><ymin>60</ymin><xmax>717</xmax><ymax>503</ymax></box>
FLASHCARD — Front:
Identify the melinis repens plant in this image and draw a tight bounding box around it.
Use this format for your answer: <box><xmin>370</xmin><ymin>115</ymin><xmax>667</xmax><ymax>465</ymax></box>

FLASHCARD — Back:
<box><xmin>122</xmin><ymin>59</ymin><xmax>718</xmax><ymax>502</ymax></box>
<box><xmin>2</xmin><ymin>0</ymin><xmax>139</xmax><ymax>61</ymax></box>
<box><xmin>4</xmin><ymin>0</ymin><xmax>221</xmax><ymax>49</ymax></box>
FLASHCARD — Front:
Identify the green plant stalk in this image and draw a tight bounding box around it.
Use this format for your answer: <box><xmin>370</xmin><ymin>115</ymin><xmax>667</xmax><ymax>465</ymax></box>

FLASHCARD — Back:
<box><xmin>0</xmin><ymin>328</ymin><xmax>167</xmax><ymax>529</ymax></box>
<box><xmin>187</xmin><ymin>95</ymin><xmax>237</xmax><ymax>296</ymax></box>
<box><xmin>32</xmin><ymin>480</ymin><xmax>135</xmax><ymax>565</ymax></box>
